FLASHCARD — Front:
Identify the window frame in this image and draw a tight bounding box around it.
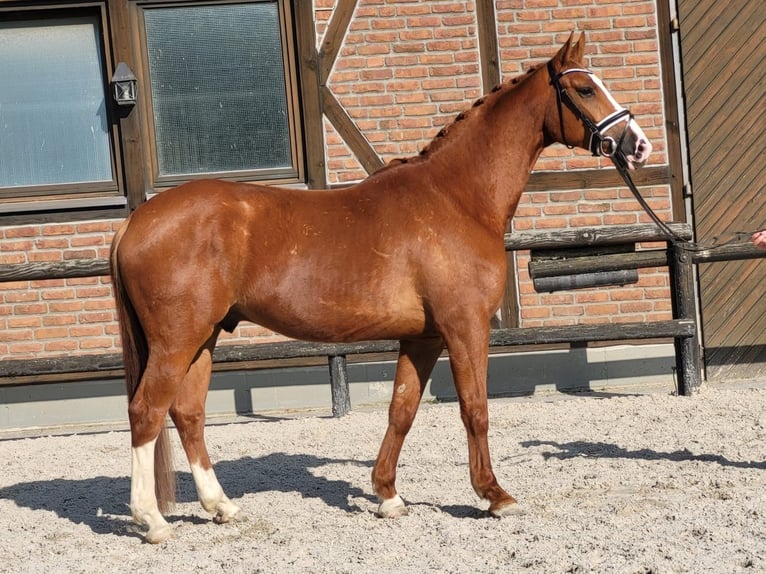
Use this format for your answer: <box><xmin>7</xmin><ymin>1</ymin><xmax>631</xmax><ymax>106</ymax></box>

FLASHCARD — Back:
<box><xmin>131</xmin><ymin>0</ymin><xmax>305</xmax><ymax>192</ymax></box>
<box><xmin>0</xmin><ymin>2</ymin><xmax>126</xmax><ymax>207</ymax></box>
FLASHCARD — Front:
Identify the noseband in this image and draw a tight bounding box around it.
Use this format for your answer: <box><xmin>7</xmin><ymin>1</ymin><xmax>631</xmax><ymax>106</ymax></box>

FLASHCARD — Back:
<box><xmin>547</xmin><ymin>61</ymin><xmax>633</xmax><ymax>163</ymax></box>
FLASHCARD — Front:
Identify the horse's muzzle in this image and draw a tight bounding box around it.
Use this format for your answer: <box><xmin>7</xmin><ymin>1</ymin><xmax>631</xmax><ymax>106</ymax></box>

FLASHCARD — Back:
<box><xmin>621</xmin><ymin>121</ymin><xmax>652</xmax><ymax>170</ymax></box>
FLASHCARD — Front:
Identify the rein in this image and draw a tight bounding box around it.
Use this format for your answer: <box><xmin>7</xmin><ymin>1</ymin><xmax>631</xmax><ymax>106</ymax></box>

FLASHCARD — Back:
<box><xmin>548</xmin><ymin>61</ymin><xmax>756</xmax><ymax>253</ymax></box>
<box><xmin>613</xmin><ymin>154</ymin><xmax>755</xmax><ymax>252</ymax></box>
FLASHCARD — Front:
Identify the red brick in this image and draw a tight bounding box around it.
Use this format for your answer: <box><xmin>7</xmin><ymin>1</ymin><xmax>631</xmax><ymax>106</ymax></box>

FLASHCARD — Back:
<box><xmin>4</xmin><ymin>226</ymin><xmax>38</xmax><ymax>238</ymax></box>
<box><xmin>399</xmin><ymin>29</ymin><xmax>433</xmax><ymax>41</ymax></box>
<box><xmin>28</xmin><ymin>252</ymin><xmax>63</xmax><ymax>263</ymax></box>
<box><xmin>69</xmin><ymin>325</ymin><xmax>103</xmax><ymax>338</ymax></box>
<box><xmin>406</xmin><ymin>15</ymin><xmax>441</xmax><ymax>28</ymax></box>
<box><xmin>0</xmin><ymin>254</ymin><xmax>26</xmax><ymax>265</ymax></box>
<box><xmin>63</xmin><ymin>249</ymin><xmax>97</xmax><ymax>260</ymax></box>
<box><xmin>9</xmin><ymin>342</ymin><xmax>44</xmax><ymax>354</ymax></box>
<box><xmin>42</xmin><ymin>315</ymin><xmax>77</xmax><ymax>326</ymax></box>
<box><xmin>393</xmin><ymin>42</ymin><xmax>425</xmax><ymax>53</ymax></box>
<box><xmin>7</xmin><ymin>317</ymin><xmax>41</xmax><ymax>328</ymax></box>
<box><xmin>79</xmin><ymin>338</ymin><xmax>113</xmax><ymax>350</ymax></box>
<box><xmin>521</xmin><ymin>307</ymin><xmax>551</xmax><ymax>319</ymax></box>
<box><xmin>427</xmin><ymin>39</ymin><xmax>463</xmax><ymax>51</ymax></box>
<box><xmin>1</xmin><ymin>327</ymin><xmax>35</xmax><ymax>342</ymax></box>
<box><xmin>431</xmin><ymin>3</ymin><xmax>469</xmax><ymax>14</ymax></box>
<box><xmin>1</xmin><ymin>240</ymin><xmax>34</xmax><ymax>252</ymax></box>
<box><xmin>35</xmin><ymin>327</ymin><xmax>69</xmax><ymax>340</ymax></box>
<box><xmin>442</xmin><ymin>14</ymin><xmax>474</xmax><ymax>26</ymax></box>
<box><xmin>44</xmin><ymin>340</ymin><xmax>78</xmax><ymax>352</ymax></box>
<box><xmin>75</xmin><ymin>222</ymin><xmax>111</xmax><ymax>234</ymax></box>
<box><xmin>48</xmin><ymin>301</ymin><xmax>83</xmax><ymax>313</ymax></box>
<box><xmin>14</xmin><ymin>303</ymin><xmax>47</xmax><ymax>315</ymax></box>
<box><xmin>42</xmin><ymin>224</ymin><xmax>76</xmax><ymax>236</ymax></box>
<box><xmin>3</xmin><ymin>291</ymin><xmax>39</xmax><ymax>303</ymax></box>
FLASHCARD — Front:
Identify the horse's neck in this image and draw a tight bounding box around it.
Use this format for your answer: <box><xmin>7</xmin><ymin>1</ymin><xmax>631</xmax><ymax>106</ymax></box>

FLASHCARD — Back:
<box><xmin>424</xmin><ymin>72</ymin><xmax>548</xmax><ymax>235</ymax></box>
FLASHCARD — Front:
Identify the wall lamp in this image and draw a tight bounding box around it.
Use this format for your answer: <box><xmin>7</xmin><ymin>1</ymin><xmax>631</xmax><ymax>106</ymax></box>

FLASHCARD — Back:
<box><xmin>111</xmin><ymin>62</ymin><xmax>137</xmax><ymax>106</ymax></box>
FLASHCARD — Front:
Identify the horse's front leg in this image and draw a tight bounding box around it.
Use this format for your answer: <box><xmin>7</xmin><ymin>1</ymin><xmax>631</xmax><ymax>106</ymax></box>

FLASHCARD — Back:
<box><xmin>444</xmin><ymin>323</ymin><xmax>522</xmax><ymax>516</ymax></box>
<box><xmin>169</xmin><ymin>335</ymin><xmax>241</xmax><ymax>525</ymax></box>
<box><xmin>372</xmin><ymin>337</ymin><xmax>443</xmax><ymax>517</ymax></box>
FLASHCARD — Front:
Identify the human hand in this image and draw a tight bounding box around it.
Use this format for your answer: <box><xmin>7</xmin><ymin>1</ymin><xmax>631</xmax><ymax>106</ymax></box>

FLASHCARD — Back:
<box><xmin>752</xmin><ymin>230</ymin><xmax>766</xmax><ymax>250</ymax></box>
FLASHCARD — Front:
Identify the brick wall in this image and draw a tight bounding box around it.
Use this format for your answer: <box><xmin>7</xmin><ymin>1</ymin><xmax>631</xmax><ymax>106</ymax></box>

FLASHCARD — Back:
<box><xmin>0</xmin><ymin>0</ymin><xmax>673</xmax><ymax>362</ymax></box>
<box><xmin>0</xmin><ymin>222</ymin><xmax>120</xmax><ymax>358</ymax></box>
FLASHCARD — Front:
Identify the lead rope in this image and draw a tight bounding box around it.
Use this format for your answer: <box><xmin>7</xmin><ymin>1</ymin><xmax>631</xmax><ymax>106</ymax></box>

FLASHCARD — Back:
<box><xmin>611</xmin><ymin>154</ymin><xmax>757</xmax><ymax>252</ymax></box>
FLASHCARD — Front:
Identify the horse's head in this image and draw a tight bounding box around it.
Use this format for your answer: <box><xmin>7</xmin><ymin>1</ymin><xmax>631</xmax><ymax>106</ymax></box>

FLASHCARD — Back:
<box><xmin>545</xmin><ymin>33</ymin><xmax>652</xmax><ymax>170</ymax></box>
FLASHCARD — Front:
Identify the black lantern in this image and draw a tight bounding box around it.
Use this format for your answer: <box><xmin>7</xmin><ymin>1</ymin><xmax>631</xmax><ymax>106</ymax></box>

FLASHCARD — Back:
<box><xmin>111</xmin><ymin>62</ymin><xmax>137</xmax><ymax>106</ymax></box>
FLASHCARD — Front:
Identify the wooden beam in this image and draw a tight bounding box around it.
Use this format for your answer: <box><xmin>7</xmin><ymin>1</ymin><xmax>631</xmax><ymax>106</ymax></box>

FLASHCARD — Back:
<box><xmin>525</xmin><ymin>165</ymin><xmax>671</xmax><ymax>193</ymax></box>
<box><xmin>314</xmin><ymin>0</ymin><xmax>384</xmax><ymax>175</ymax></box>
<box><xmin>655</xmin><ymin>0</ymin><xmax>687</xmax><ymax>217</ymax></box>
<box><xmin>474</xmin><ymin>0</ymin><xmax>511</xmax><ymax>327</ymax></box>
<box><xmin>107</xmin><ymin>0</ymin><xmax>146</xmax><ymax>211</ymax></box>
<box><xmin>318</xmin><ymin>0</ymin><xmax>358</xmax><ymax>85</ymax></box>
<box><xmin>529</xmin><ymin>250</ymin><xmax>669</xmax><ymax>278</ymax></box>
<box><xmin>475</xmin><ymin>0</ymin><xmax>500</xmax><ymax>92</ymax></box>
<box><xmin>505</xmin><ymin>222</ymin><xmax>692</xmax><ymax>250</ymax></box>
<box><xmin>693</xmin><ymin>243</ymin><xmax>766</xmax><ymax>264</ymax></box>
<box><xmin>0</xmin><ymin>321</ymin><xmax>695</xmax><ymax>384</ymax></box>
<box><xmin>0</xmin><ymin>259</ymin><xmax>110</xmax><ymax>282</ymax></box>
<box><xmin>322</xmin><ymin>87</ymin><xmax>385</xmax><ymax>174</ymax></box>
<box><xmin>293</xmin><ymin>1</ymin><xmax>327</xmax><ymax>189</ymax></box>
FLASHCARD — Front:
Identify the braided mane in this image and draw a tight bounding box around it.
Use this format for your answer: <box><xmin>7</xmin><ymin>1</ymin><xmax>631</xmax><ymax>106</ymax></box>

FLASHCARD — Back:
<box><xmin>376</xmin><ymin>65</ymin><xmax>543</xmax><ymax>173</ymax></box>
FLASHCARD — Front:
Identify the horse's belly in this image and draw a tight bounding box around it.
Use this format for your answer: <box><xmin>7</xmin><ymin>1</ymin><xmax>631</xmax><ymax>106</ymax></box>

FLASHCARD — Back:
<box><xmin>238</xmin><ymin>287</ymin><xmax>428</xmax><ymax>343</ymax></box>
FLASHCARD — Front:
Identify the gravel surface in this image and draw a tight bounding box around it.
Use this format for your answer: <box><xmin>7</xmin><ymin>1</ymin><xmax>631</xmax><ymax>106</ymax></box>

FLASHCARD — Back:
<box><xmin>1</xmin><ymin>384</ymin><xmax>766</xmax><ymax>573</ymax></box>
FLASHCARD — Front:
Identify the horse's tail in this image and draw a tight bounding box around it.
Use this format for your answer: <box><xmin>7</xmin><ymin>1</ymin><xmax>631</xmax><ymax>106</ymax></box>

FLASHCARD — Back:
<box><xmin>110</xmin><ymin>222</ymin><xmax>176</xmax><ymax>513</ymax></box>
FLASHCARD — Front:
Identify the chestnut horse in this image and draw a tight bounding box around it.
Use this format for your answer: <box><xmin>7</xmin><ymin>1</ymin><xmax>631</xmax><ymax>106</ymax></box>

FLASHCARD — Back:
<box><xmin>110</xmin><ymin>34</ymin><xmax>651</xmax><ymax>543</ymax></box>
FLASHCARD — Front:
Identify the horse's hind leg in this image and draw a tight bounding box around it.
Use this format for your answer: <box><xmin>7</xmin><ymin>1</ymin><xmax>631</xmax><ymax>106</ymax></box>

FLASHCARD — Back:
<box><xmin>129</xmin><ymin>350</ymin><xmax>195</xmax><ymax>543</ymax></box>
<box><xmin>443</xmin><ymin>323</ymin><xmax>521</xmax><ymax>516</ymax></box>
<box><xmin>169</xmin><ymin>330</ymin><xmax>241</xmax><ymax>524</ymax></box>
<box><xmin>372</xmin><ymin>337</ymin><xmax>443</xmax><ymax>517</ymax></box>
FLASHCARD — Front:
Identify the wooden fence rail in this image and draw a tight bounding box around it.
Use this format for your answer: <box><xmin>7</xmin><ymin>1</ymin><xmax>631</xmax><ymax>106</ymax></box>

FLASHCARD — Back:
<box><xmin>0</xmin><ymin>222</ymin><xmax>715</xmax><ymax>416</ymax></box>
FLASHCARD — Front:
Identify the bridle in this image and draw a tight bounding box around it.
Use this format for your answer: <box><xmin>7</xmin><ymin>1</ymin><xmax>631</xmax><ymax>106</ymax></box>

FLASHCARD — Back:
<box><xmin>547</xmin><ymin>60</ymin><xmax>633</xmax><ymax>164</ymax></box>
<box><xmin>547</xmin><ymin>60</ymin><xmax>693</xmax><ymax>245</ymax></box>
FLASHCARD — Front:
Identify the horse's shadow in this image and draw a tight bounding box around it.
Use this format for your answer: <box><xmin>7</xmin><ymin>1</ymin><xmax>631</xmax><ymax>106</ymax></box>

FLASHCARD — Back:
<box><xmin>0</xmin><ymin>452</ymin><xmax>376</xmax><ymax>537</ymax></box>
<box><xmin>518</xmin><ymin>439</ymin><xmax>766</xmax><ymax>470</ymax></box>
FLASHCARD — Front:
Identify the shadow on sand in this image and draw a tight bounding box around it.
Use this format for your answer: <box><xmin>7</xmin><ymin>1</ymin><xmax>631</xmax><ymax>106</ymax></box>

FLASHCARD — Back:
<box><xmin>0</xmin><ymin>452</ymin><xmax>376</xmax><ymax>538</ymax></box>
<box><xmin>517</xmin><ymin>439</ymin><xmax>766</xmax><ymax>470</ymax></box>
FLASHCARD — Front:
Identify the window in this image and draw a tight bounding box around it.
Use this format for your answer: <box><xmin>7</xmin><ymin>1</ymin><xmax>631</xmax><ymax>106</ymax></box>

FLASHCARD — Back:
<box><xmin>0</xmin><ymin>0</ymin><xmax>304</xmax><ymax>217</ymax></box>
<box><xmin>139</xmin><ymin>0</ymin><xmax>302</xmax><ymax>186</ymax></box>
<box><xmin>0</xmin><ymin>12</ymin><xmax>116</xmax><ymax>198</ymax></box>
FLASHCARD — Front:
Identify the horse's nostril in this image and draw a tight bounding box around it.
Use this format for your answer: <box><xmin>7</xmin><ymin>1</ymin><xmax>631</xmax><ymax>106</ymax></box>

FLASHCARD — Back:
<box><xmin>634</xmin><ymin>139</ymin><xmax>650</xmax><ymax>161</ymax></box>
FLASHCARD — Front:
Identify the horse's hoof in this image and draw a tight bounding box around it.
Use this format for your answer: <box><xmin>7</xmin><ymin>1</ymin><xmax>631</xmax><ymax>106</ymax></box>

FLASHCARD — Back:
<box><xmin>145</xmin><ymin>523</ymin><xmax>173</xmax><ymax>544</ymax></box>
<box><xmin>489</xmin><ymin>500</ymin><xmax>525</xmax><ymax>517</ymax></box>
<box><xmin>213</xmin><ymin>501</ymin><xmax>243</xmax><ymax>524</ymax></box>
<box><xmin>377</xmin><ymin>495</ymin><xmax>409</xmax><ymax>518</ymax></box>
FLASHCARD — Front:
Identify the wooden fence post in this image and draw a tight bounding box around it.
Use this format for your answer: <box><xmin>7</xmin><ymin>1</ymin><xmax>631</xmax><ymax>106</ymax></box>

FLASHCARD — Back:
<box><xmin>328</xmin><ymin>354</ymin><xmax>351</xmax><ymax>417</ymax></box>
<box><xmin>670</xmin><ymin>242</ymin><xmax>702</xmax><ymax>395</ymax></box>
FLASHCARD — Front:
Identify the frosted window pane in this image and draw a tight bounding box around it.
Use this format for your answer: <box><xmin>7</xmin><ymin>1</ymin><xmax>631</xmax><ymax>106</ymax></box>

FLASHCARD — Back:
<box><xmin>144</xmin><ymin>2</ymin><xmax>292</xmax><ymax>177</ymax></box>
<box><xmin>0</xmin><ymin>17</ymin><xmax>112</xmax><ymax>187</ymax></box>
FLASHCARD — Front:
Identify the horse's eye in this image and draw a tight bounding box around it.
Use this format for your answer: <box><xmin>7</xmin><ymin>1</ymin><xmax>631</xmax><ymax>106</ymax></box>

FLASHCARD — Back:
<box><xmin>577</xmin><ymin>86</ymin><xmax>595</xmax><ymax>98</ymax></box>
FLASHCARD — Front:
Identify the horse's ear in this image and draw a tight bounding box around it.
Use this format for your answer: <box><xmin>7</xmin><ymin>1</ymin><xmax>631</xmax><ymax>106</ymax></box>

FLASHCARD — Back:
<box><xmin>554</xmin><ymin>32</ymin><xmax>575</xmax><ymax>65</ymax></box>
<box><xmin>571</xmin><ymin>32</ymin><xmax>586</xmax><ymax>63</ymax></box>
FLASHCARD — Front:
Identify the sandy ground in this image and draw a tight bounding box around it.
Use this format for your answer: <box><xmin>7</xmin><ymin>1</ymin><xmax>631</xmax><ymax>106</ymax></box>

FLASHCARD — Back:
<box><xmin>1</xmin><ymin>383</ymin><xmax>766</xmax><ymax>573</ymax></box>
